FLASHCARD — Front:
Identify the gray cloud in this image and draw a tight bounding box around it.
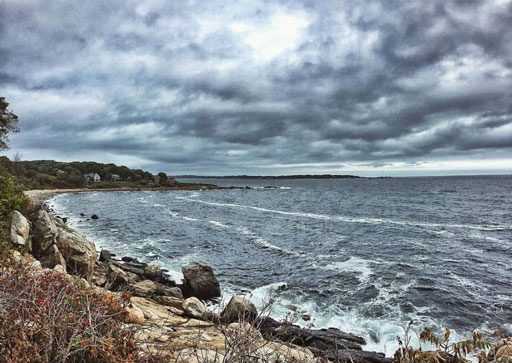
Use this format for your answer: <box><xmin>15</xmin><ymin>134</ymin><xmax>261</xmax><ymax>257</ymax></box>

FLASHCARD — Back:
<box><xmin>1</xmin><ymin>0</ymin><xmax>511</xmax><ymax>175</ymax></box>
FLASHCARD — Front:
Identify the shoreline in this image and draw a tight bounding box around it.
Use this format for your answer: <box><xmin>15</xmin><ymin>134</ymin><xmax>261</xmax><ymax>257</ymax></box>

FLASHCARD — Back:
<box><xmin>24</xmin><ymin>186</ymin><xmax>215</xmax><ymax>206</ymax></box>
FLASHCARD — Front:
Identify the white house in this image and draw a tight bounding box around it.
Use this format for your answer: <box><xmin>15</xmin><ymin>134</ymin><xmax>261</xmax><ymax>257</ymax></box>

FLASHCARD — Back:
<box><xmin>111</xmin><ymin>174</ymin><xmax>121</xmax><ymax>181</ymax></box>
<box><xmin>84</xmin><ymin>172</ymin><xmax>101</xmax><ymax>182</ymax></box>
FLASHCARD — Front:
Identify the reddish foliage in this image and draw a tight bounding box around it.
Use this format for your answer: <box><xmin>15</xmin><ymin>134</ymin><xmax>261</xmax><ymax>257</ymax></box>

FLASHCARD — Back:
<box><xmin>0</xmin><ymin>263</ymin><xmax>138</xmax><ymax>362</ymax></box>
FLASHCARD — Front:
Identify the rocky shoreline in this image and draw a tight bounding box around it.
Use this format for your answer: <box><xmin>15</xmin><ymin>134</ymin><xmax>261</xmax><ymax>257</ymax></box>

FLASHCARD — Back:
<box><xmin>11</xmin><ymin>190</ymin><xmax>391</xmax><ymax>362</ymax></box>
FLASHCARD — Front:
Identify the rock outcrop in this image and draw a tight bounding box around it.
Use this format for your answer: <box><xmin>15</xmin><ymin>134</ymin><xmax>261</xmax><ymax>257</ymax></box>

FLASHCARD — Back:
<box><xmin>221</xmin><ymin>295</ymin><xmax>257</xmax><ymax>323</ymax></box>
<box><xmin>257</xmin><ymin>316</ymin><xmax>391</xmax><ymax>362</ymax></box>
<box><xmin>32</xmin><ymin>209</ymin><xmax>58</xmax><ymax>255</ymax></box>
<box><xmin>10</xmin><ymin>210</ymin><xmax>31</xmax><ymax>248</ymax></box>
<box><xmin>31</xmin><ymin>209</ymin><xmax>96</xmax><ymax>280</ymax></box>
<box><xmin>183</xmin><ymin>297</ymin><xmax>207</xmax><ymax>319</ymax></box>
<box><xmin>55</xmin><ymin>228</ymin><xmax>96</xmax><ymax>279</ymax></box>
<box><xmin>181</xmin><ymin>264</ymin><xmax>221</xmax><ymax>300</ymax></box>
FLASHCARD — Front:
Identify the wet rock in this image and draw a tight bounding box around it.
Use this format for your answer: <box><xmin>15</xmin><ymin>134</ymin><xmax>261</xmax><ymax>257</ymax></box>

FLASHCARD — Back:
<box><xmin>221</xmin><ymin>295</ymin><xmax>257</xmax><ymax>323</ymax></box>
<box><xmin>181</xmin><ymin>264</ymin><xmax>220</xmax><ymax>300</ymax></box>
<box><xmin>312</xmin><ymin>348</ymin><xmax>391</xmax><ymax>363</ymax></box>
<box><xmin>285</xmin><ymin>304</ymin><xmax>298</xmax><ymax>312</ymax></box>
<box><xmin>121</xmin><ymin>256</ymin><xmax>135</xmax><ymax>262</ymax></box>
<box><xmin>117</xmin><ymin>261</ymin><xmax>146</xmax><ymax>276</ymax></box>
<box><xmin>80</xmin><ymin>213</ymin><xmax>85</xmax><ymax>217</ymax></box>
<box><xmin>90</xmin><ymin>214</ymin><xmax>99</xmax><ymax>220</ymax></box>
<box><xmin>10</xmin><ymin>210</ymin><xmax>31</xmax><ymax>248</ymax></box>
<box><xmin>302</xmin><ymin>314</ymin><xmax>311</xmax><ymax>321</ymax></box>
<box><xmin>256</xmin><ymin>316</ymin><xmax>386</xmax><ymax>361</ymax></box>
<box><xmin>183</xmin><ymin>297</ymin><xmax>207</xmax><ymax>319</ymax></box>
<box><xmin>99</xmin><ymin>249</ymin><xmax>112</xmax><ymax>262</ymax></box>
<box><xmin>144</xmin><ymin>264</ymin><xmax>161</xmax><ymax>279</ymax></box>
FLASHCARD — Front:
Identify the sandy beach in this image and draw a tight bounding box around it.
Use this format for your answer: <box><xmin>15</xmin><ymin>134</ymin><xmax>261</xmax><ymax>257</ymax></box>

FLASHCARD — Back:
<box><xmin>24</xmin><ymin>189</ymin><xmax>89</xmax><ymax>206</ymax></box>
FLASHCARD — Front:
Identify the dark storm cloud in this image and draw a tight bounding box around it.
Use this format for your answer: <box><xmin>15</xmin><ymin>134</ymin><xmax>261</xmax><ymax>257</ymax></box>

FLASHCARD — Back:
<box><xmin>1</xmin><ymin>0</ymin><xmax>511</xmax><ymax>174</ymax></box>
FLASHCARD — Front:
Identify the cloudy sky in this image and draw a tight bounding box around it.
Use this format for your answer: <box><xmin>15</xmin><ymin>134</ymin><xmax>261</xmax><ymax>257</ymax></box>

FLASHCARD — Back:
<box><xmin>1</xmin><ymin>0</ymin><xmax>511</xmax><ymax>176</ymax></box>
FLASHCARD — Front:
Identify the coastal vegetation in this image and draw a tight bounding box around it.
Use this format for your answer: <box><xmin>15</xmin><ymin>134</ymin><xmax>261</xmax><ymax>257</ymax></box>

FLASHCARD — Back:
<box><xmin>0</xmin><ymin>157</ymin><xmax>198</xmax><ymax>190</ymax></box>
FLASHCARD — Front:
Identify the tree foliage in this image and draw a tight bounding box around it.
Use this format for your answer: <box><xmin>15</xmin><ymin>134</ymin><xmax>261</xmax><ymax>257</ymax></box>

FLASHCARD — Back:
<box><xmin>0</xmin><ymin>97</ymin><xmax>19</xmax><ymax>150</ymax></box>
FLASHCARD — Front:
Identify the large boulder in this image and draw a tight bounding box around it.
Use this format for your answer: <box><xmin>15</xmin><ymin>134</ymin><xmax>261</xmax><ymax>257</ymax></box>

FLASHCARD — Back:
<box><xmin>221</xmin><ymin>295</ymin><xmax>257</xmax><ymax>323</ymax></box>
<box><xmin>183</xmin><ymin>297</ymin><xmax>207</xmax><ymax>319</ymax></box>
<box><xmin>32</xmin><ymin>209</ymin><xmax>58</xmax><ymax>256</ymax></box>
<box><xmin>181</xmin><ymin>264</ymin><xmax>220</xmax><ymax>300</ymax></box>
<box><xmin>10</xmin><ymin>211</ymin><xmax>31</xmax><ymax>248</ymax></box>
<box><xmin>56</xmin><ymin>228</ymin><xmax>96</xmax><ymax>280</ymax></box>
<box><xmin>99</xmin><ymin>249</ymin><xmax>113</xmax><ymax>262</ymax></box>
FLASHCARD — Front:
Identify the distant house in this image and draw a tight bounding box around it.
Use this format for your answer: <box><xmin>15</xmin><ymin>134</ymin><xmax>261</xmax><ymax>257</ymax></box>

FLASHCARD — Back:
<box><xmin>84</xmin><ymin>172</ymin><xmax>101</xmax><ymax>182</ymax></box>
<box><xmin>111</xmin><ymin>174</ymin><xmax>121</xmax><ymax>181</ymax></box>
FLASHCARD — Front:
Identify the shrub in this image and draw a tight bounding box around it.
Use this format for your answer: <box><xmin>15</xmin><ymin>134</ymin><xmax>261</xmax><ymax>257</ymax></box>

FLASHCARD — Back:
<box><xmin>0</xmin><ymin>263</ymin><xmax>138</xmax><ymax>362</ymax></box>
<box><xmin>394</xmin><ymin>321</ymin><xmax>493</xmax><ymax>363</ymax></box>
<box><xmin>0</xmin><ymin>174</ymin><xmax>29</xmax><ymax>217</ymax></box>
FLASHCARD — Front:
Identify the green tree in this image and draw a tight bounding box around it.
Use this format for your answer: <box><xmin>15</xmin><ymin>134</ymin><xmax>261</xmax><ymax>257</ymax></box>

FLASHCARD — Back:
<box><xmin>157</xmin><ymin>172</ymin><xmax>168</xmax><ymax>182</ymax></box>
<box><xmin>0</xmin><ymin>97</ymin><xmax>19</xmax><ymax>150</ymax></box>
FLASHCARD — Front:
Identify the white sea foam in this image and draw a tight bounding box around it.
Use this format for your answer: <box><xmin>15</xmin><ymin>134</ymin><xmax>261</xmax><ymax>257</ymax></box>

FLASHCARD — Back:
<box><xmin>177</xmin><ymin>197</ymin><xmax>511</xmax><ymax>232</ymax></box>
<box><xmin>208</xmin><ymin>220</ymin><xmax>230</xmax><ymax>228</ymax></box>
<box><xmin>181</xmin><ymin>216</ymin><xmax>198</xmax><ymax>221</ymax></box>
<box><xmin>243</xmin><ymin>281</ymin><xmax>470</xmax><ymax>358</ymax></box>
<box><xmin>237</xmin><ymin>227</ymin><xmax>299</xmax><ymax>256</ymax></box>
<box><xmin>324</xmin><ymin>256</ymin><xmax>374</xmax><ymax>282</ymax></box>
<box><xmin>167</xmin><ymin>210</ymin><xmax>198</xmax><ymax>222</ymax></box>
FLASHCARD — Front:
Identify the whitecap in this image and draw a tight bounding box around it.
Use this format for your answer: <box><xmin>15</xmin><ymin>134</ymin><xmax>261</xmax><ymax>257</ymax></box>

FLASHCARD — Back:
<box><xmin>324</xmin><ymin>256</ymin><xmax>374</xmax><ymax>282</ymax></box>
<box><xmin>208</xmin><ymin>220</ymin><xmax>230</xmax><ymax>228</ymax></box>
<box><xmin>177</xmin><ymin>198</ymin><xmax>511</xmax><ymax>232</ymax></box>
<box><xmin>237</xmin><ymin>227</ymin><xmax>299</xmax><ymax>256</ymax></box>
<box><xmin>181</xmin><ymin>216</ymin><xmax>198</xmax><ymax>222</ymax></box>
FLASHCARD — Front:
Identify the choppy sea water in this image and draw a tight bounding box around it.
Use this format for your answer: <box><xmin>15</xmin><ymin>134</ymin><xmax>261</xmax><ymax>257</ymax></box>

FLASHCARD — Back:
<box><xmin>50</xmin><ymin>176</ymin><xmax>512</xmax><ymax>356</ymax></box>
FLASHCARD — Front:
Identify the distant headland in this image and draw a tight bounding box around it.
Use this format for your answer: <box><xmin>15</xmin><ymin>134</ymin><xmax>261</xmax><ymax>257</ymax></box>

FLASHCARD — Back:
<box><xmin>176</xmin><ymin>174</ymin><xmax>367</xmax><ymax>179</ymax></box>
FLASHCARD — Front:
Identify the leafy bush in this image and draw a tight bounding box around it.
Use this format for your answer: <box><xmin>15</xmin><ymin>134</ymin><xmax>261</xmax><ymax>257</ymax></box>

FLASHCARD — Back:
<box><xmin>0</xmin><ymin>262</ymin><xmax>138</xmax><ymax>362</ymax></box>
<box><xmin>0</xmin><ymin>173</ymin><xmax>33</xmax><ymax>254</ymax></box>
<box><xmin>0</xmin><ymin>173</ymin><xmax>29</xmax><ymax>216</ymax></box>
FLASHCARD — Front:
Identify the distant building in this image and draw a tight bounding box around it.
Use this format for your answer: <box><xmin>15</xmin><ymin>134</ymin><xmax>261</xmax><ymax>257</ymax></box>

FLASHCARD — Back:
<box><xmin>84</xmin><ymin>172</ymin><xmax>101</xmax><ymax>182</ymax></box>
<box><xmin>111</xmin><ymin>174</ymin><xmax>121</xmax><ymax>181</ymax></box>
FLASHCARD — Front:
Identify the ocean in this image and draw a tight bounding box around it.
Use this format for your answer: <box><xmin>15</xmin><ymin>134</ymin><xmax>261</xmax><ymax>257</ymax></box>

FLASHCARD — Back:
<box><xmin>49</xmin><ymin>175</ymin><xmax>512</xmax><ymax>356</ymax></box>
